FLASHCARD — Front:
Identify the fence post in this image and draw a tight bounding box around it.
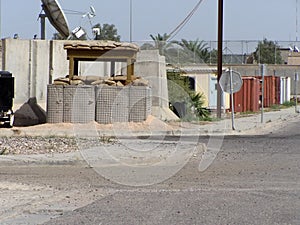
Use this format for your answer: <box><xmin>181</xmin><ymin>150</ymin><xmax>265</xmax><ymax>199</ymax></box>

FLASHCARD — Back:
<box><xmin>260</xmin><ymin>64</ymin><xmax>266</xmax><ymax>123</ymax></box>
<box><xmin>295</xmin><ymin>72</ymin><xmax>299</xmax><ymax>113</ymax></box>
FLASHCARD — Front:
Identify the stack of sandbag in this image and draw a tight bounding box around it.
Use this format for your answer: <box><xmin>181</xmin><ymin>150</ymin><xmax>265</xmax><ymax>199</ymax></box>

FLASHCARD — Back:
<box><xmin>53</xmin><ymin>75</ymin><xmax>149</xmax><ymax>87</ymax></box>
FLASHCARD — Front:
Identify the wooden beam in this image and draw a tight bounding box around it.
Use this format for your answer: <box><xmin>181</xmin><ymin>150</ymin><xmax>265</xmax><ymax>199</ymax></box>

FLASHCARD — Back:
<box><xmin>126</xmin><ymin>58</ymin><xmax>134</xmax><ymax>84</ymax></box>
<box><xmin>69</xmin><ymin>56</ymin><xmax>74</xmax><ymax>80</ymax></box>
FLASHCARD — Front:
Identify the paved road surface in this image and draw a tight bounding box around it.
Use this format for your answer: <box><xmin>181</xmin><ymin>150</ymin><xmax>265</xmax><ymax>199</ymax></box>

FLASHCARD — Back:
<box><xmin>0</xmin><ymin>118</ymin><xmax>300</xmax><ymax>224</ymax></box>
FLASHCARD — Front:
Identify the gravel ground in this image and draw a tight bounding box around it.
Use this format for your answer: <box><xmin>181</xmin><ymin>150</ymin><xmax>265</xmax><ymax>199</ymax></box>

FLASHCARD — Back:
<box><xmin>0</xmin><ymin>136</ymin><xmax>119</xmax><ymax>156</ymax></box>
<box><xmin>0</xmin><ymin>137</ymin><xmax>79</xmax><ymax>155</ymax></box>
<box><xmin>1</xmin><ymin>107</ymin><xmax>298</xmax><ymax>156</ymax></box>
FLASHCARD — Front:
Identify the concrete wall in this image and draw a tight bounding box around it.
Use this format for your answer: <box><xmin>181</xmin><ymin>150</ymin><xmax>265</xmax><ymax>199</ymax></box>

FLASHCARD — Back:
<box><xmin>2</xmin><ymin>39</ymin><xmax>69</xmax><ymax>109</ymax></box>
<box><xmin>2</xmin><ymin>38</ymin><xmax>300</xmax><ymax>113</ymax></box>
<box><xmin>231</xmin><ymin>64</ymin><xmax>300</xmax><ymax>96</ymax></box>
<box><xmin>135</xmin><ymin>50</ymin><xmax>178</xmax><ymax>120</ymax></box>
<box><xmin>50</xmin><ymin>40</ymin><xmax>69</xmax><ymax>81</ymax></box>
<box><xmin>287</xmin><ymin>52</ymin><xmax>300</xmax><ymax>65</ymax></box>
<box><xmin>2</xmin><ymin>41</ymin><xmax>175</xmax><ymax>120</ymax></box>
<box><xmin>2</xmin><ymin>39</ymin><xmax>50</xmax><ymax>108</ymax></box>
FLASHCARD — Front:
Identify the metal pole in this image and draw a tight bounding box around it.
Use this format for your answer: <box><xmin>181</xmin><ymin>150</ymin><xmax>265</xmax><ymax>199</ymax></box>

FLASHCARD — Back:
<box><xmin>130</xmin><ymin>0</ymin><xmax>132</xmax><ymax>42</ymax></box>
<box><xmin>217</xmin><ymin>0</ymin><xmax>224</xmax><ymax>118</ymax></box>
<box><xmin>295</xmin><ymin>72</ymin><xmax>298</xmax><ymax>113</ymax></box>
<box><xmin>230</xmin><ymin>67</ymin><xmax>235</xmax><ymax>130</ymax></box>
<box><xmin>0</xmin><ymin>0</ymin><xmax>1</xmax><ymax>39</ymax></box>
<box><xmin>261</xmin><ymin>64</ymin><xmax>265</xmax><ymax>123</ymax></box>
<box><xmin>297</xmin><ymin>0</ymin><xmax>298</xmax><ymax>42</ymax></box>
<box><xmin>40</xmin><ymin>14</ymin><xmax>46</xmax><ymax>40</ymax></box>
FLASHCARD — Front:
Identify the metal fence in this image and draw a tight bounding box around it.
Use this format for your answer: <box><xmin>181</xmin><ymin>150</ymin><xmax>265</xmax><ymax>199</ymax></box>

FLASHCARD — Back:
<box><xmin>134</xmin><ymin>40</ymin><xmax>300</xmax><ymax>66</ymax></box>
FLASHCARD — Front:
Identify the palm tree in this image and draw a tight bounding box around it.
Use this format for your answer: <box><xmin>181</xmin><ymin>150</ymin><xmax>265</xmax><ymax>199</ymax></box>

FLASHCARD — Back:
<box><xmin>190</xmin><ymin>92</ymin><xmax>210</xmax><ymax>120</ymax></box>
<box><xmin>150</xmin><ymin>33</ymin><xmax>171</xmax><ymax>55</ymax></box>
<box><xmin>173</xmin><ymin>38</ymin><xmax>210</xmax><ymax>64</ymax></box>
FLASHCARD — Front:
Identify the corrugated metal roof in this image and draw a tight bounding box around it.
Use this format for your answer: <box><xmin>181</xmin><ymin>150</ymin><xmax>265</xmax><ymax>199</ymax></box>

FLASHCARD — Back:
<box><xmin>167</xmin><ymin>65</ymin><xmax>226</xmax><ymax>74</ymax></box>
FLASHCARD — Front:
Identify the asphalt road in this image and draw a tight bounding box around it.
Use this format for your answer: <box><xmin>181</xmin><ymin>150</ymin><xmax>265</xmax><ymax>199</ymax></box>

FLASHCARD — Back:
<box><xmin>1</xmin><ymin>119</ymin><xmax>300</xmax><ymax>225</ymax></box>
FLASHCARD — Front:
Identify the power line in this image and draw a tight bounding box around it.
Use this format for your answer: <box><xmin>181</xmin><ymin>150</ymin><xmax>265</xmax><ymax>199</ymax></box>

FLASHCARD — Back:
<box><xmin>167</xmin><ymin>0</ymin><xmax>205</xmax><ymax>41</ymax></box>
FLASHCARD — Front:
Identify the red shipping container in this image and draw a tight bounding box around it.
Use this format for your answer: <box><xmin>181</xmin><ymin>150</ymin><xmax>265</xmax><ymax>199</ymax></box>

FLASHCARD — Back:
<box><xmin>231</xmin><ymin>77</ymin><xmax>260</xmax><ymax>113</ymax></box>
<box><xmin>256</xmin><ymin>76</ymin><xmax>281</xmax><ymax>108</ymax></box>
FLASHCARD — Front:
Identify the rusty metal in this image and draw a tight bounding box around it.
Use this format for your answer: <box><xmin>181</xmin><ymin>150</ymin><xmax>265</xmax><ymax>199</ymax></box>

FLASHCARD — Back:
<box><xmin>256</xmin><ymin>76</ymin><xmax>280</xmax><ymax>108</ymax></box>
<box><xmin>231</xmin><ymin>77</ymin><xmax>260</xmax><ymax>113</ymax></box>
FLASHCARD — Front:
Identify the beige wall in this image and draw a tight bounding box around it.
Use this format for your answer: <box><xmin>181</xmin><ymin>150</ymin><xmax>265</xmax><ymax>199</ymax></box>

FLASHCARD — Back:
<box><xmin>186</xmin><ymin>73</ymin><xmax>230</xmax><ymax>109</ymax></box>
<box><xmin>287</xmin><ymin>52</ymin><xmax>300</xmax><ymax>65</ymax></box>
<box><xmin>1</xmin><ymin>39</ymin><xmax>70</xmax><ymax>108</ymax></box>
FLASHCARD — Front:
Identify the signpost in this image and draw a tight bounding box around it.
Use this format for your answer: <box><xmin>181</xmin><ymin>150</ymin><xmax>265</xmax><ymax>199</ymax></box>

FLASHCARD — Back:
<box><xmin>260</xmin><ymin>64</ymin><xmax>266</xmax><ymax>123</ymax></box>
<box><xmin>219</xmin><ymin>68</ymin><xmax>243</xmax><ymax>130</ymax></box>
<box><xmin>295</xmin><ymin>72</ymin><xmax>299</xmax><ymax>113</ymax></box>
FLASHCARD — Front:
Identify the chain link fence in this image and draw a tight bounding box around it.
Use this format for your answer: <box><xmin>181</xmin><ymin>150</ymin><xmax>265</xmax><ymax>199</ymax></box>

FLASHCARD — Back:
<box><xmin>133</xmin><ymin>40</ymin><xmax>300</xmax><ymax>66</ymax></box>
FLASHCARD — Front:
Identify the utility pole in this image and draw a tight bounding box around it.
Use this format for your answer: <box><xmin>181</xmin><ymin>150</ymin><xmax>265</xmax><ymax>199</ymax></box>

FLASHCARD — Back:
<box><xmin>297</xmin><ymin>0</ymin><xmax>298</xmax><ymax>41</ymax></box>
<box><xmin>0</xmin><ymin>0</ymin><xmax>2</xmax><ymax>39</ymax></box>
<box><xmin>217</xmin><ymin>0</ymin><xmax>224</xmax><ymax>118</ymax></box>
<box><xmin>130</xmin><ymin>0</ymin><xmax>132</xmax><ymax>42</ymax></box>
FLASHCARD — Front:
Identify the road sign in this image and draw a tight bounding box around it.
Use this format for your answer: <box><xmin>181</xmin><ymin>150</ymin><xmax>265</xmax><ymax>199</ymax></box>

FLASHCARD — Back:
<box><xmin>219</xmin><ymin>70</ymin><xmax>243</xmax><ymax>94</ymax></box>
<box><xmin>219</xmin><ymin>69</ymin><xmax>243</xmax><ymax>131</ymax></box>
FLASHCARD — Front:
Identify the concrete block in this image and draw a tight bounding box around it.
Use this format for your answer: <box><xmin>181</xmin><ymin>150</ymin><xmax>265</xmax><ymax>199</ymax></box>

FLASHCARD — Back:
<box><xmin>13</xmin><ymin>97</ymin><xmax>46</xmax><ymax>127</ymax></box>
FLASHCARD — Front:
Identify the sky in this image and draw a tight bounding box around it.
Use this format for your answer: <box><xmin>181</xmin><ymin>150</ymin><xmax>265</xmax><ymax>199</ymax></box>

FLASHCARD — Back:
<box><xmin>0</xmin><ymin>0</ymin><xmax>299</xmax><ymax>43</ymax></box>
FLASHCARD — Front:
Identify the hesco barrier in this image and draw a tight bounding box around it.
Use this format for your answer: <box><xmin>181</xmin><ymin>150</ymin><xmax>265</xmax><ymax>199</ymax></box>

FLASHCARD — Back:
<box><xmin>95</xmin><ymin>86</ymin><xmax>129</xmax><ymax>124</ymax></box>
<box><xmin>95</xmin><ymin>86</ymin><xmax>152</xmax><ymax>124</ymax></box>
<box><xmin>47</xmin><ymin>85</ymin><xmax>151</xmax><ymax>124</ymax></box>
<box><xmin>46</xmin><ymin>85</ymin><xmax>64</xmax><ymax>123</ymax></box>
<box><xmin>63</xmin><ymin>85</ymin><xmax>95</xmax><ymax>123</ymax></box>
<box><xmin>129</xmin><ymin>86</ymin><xmax>152</xmax><ymax>122</ymax></box>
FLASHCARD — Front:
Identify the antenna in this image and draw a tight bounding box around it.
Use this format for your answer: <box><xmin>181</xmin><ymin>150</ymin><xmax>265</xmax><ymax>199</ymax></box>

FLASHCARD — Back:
<box><xmin>40</xmin><ymin>0</ymin><xmax>71</xmax><ymax>39</ymax></box>
<box><xmin>42</xmin><ymin>4</ymin><xmax>97</xmax><ymax>40</ymax></box>
<box><xmin>90</xmin><ymin>6</ymin><xmax>96</xmax><ymax>17</ymax></box>
<box><xmin>82</xmin><ymin>5</ymin><xmax>96</xmax><ymax>28</ymax></box>
<box><xmin>71</xmin><ymin>5</ymin><xmax>97</xmax><ymax>40</ymax></box>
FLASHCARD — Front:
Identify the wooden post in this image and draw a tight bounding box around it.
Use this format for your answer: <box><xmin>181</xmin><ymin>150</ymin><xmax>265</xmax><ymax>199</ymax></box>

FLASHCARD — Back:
<box><xmin>69</xmin><ymin>56</ymin><xmax>74</xmax><ymax>80</ymax></box>
<box><xmin>126</xmin><ymin>58</ymin><xmax>134</xmax><ymax>84</ymax></box>
<box><xmin>217</xmin><ymin>0</ymin><xmax>224</xmax><ymax>118</ymax></box>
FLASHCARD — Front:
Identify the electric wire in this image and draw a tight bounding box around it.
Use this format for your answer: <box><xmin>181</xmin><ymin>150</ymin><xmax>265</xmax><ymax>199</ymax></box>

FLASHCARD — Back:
<box><xmin>62</xmin><ymin>9</ymin><xmax>86</xmax><ymax>15</ymax></box>
<box><xmin>167</xmin><ymin>0</ymin><xmax>204</xmax><ymax>41</ymax></box>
